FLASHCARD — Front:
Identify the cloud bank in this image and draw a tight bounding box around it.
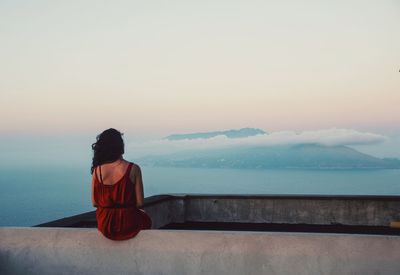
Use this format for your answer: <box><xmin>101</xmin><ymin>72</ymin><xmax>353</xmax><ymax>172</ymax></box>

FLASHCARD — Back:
<box><xmin>127</xmin><ymin>128</ymin><xmax>388</xmax><ymax>158</ymax></box>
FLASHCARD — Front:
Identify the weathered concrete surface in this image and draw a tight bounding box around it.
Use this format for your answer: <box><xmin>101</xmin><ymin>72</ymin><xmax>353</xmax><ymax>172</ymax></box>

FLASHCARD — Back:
<box><xmin>1</xmin><ymin>227</ymin><xmax>400</xmax><ymax>275</ymax></box>
<box><xmin>145</xmin><ymin>197</ymin><xmax>184</xmax><ymax>229</ymax></box>
<box><xmin>184</xmin><ymin>196</ymin><xmax>400</xmax><ymax>226</ymax></box>
<box><xmin>34</xmin><ymin>195</ymin><xmax>400</xmax><ymax>228</ymax></box>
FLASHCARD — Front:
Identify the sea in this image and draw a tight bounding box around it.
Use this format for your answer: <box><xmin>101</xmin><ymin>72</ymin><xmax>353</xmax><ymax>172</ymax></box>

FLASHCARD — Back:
<box><xmin>0</xmin><ymin>165</ymin><xmax>399</xmax><ymax>226</ymax></box>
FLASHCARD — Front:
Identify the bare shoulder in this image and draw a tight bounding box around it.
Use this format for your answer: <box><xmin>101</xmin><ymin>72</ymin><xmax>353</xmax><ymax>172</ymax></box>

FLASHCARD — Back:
<box><xmin>131</xmin><ymin>162</ymin><xmax>141</xmax><ymax>174</ymax></box>
<box><xmin>129</xmin><ymin>162</ymin><xmax>142</xmax><ymax>182</ymax></box>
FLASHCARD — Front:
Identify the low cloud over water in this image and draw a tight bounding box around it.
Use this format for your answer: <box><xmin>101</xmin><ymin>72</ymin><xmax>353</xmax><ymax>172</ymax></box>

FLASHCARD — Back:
<box><xmin>127</xmin><ymin>128</ymin><xmax>388</xmax><ymax>157</ymax></box>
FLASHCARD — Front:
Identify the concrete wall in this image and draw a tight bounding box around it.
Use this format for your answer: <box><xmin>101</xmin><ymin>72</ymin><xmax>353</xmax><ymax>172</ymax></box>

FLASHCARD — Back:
<box><xmin>1</xmin><ymin>227</ymin><xmax>400</xmax><ymax>275</ymax></box>
<box><xmin>35</xmin><ymin>195</ymin><xmax>400</xmax><ymax>228</ymax></box>
<box><xmin>183</xmin><ymin>196</ymin><xmax>400</xmax><ymax>226</ymax></box>
<box><xmin>145</xmin><ymin>196</ymin><xmax>184</xmax><ymax>229</ymax></box>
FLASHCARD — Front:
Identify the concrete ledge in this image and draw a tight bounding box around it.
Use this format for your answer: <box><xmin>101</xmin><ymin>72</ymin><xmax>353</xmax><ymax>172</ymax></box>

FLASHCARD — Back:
<box><xmin>35</xmin><ymin>194</ymin><xmax>400</xmax><ymax>228</ymax></box>
<box><xmin>1</xmin><ymin>227</ymin><xmax>400</xmax><ymax>275</ymax></box>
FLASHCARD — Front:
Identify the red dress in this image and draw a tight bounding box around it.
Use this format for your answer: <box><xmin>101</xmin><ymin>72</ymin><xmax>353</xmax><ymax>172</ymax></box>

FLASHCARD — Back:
<box><xmin>93</xmin><ymin>162</ymin><xmax>152</xmax><ymax>240</ymax></box>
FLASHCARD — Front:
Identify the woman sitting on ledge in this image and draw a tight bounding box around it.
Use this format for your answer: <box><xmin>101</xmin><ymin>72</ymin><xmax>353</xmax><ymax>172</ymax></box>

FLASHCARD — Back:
<box><xmin>91</xmin><ymin>128</ymin><xmax>152</xmax><ymax>240</ymax></box>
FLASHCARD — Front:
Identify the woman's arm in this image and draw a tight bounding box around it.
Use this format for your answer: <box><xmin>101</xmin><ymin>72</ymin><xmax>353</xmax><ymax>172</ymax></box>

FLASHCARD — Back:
<box><xmin>134</xmin><ymin>164</ymin><xmax>145</xmax><ymax>208</ymax></box>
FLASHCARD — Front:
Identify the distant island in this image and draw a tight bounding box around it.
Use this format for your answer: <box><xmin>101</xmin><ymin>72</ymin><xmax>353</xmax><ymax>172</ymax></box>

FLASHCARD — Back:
<box><xmin>139</xmin><ymin>128</ymin><xmax>400</xmax><ymax>170</ymax></box>
<box><xmin>165</xmin><ymin>127</ymin><xmax>266</xmax><ymax>140</ymax></box>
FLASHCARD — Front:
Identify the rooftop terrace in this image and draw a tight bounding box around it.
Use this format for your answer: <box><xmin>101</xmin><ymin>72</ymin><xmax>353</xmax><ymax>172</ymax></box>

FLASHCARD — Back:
<box><xmin>1</xmin><ymin>194</ymin><xmax>400</xmax><ymax>274</ymax></box>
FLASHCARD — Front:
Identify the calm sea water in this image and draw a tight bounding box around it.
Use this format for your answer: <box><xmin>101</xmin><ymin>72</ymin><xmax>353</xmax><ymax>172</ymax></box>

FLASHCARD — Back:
<box><xmin>0</xmin><ymin>165</ymin><xmax>399</xmax><ymax>226</ymax></box>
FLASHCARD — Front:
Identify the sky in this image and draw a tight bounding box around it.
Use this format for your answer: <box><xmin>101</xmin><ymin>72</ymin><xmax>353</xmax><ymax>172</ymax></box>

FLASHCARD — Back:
<box><xmin>0</xmin><ymin>0</ymin><xmax>399</xmax><ymax>163</ymax></box>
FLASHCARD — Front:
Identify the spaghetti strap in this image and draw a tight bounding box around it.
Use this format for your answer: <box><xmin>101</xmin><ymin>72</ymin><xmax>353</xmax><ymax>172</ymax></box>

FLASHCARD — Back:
<box><xmin>99</xmin><ymin>165</ymin><xmax>103</xmax><ymax>184</ymax></box>
<box><xmin>94</xmin><ymin>166</ymin><xmax>100</xmax><ymax>183</ymax></box>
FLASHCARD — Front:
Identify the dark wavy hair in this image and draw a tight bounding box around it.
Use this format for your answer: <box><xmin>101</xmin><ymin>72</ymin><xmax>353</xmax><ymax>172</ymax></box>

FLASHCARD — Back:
<box><xmin>91</xmin><ymin>128</ymin><xmax>125</xmax><ymax>174</ymax></box>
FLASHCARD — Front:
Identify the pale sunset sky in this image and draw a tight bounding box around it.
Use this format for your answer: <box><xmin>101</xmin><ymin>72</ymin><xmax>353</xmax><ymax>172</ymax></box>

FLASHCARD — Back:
<box><xmin>0</xmin><ymin>0</ymin><xmax>399</xmax><ymax>162</ymax></box>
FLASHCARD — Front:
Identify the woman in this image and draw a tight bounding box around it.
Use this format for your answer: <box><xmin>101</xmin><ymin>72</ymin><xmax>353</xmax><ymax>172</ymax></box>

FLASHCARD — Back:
<box><xmin>91</xmin><ymin>128</ymin><xmax>152</xmax><ymax>240</ymax></box>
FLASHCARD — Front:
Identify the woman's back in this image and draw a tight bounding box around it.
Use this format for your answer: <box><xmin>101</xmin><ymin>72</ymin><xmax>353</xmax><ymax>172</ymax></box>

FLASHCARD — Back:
<box><xmin>92</xmin><ymin>160</ymin><xmax>152</xmax><ymax>240</ymax></box>
<box><xmin>96</xmin><ymin>160</ymin><xmax>134</xmax><ymax>186</ymax></box>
